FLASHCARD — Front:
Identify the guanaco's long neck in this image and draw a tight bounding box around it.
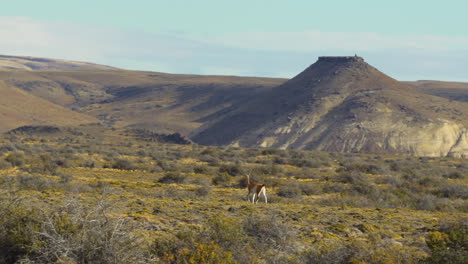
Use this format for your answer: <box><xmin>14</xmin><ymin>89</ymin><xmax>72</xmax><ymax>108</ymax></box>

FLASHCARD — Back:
<box><xmin>246</xmin><ymin>175</ymin><xmax>251</xmax><ymax>185</ymax></box>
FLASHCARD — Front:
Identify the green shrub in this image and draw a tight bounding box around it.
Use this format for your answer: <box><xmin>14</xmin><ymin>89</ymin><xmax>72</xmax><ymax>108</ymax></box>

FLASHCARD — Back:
<box><xmin>424</xmin><ymin>220</ymin><xmax>467</xmax><ymax>264</ymax></box>
<box><xmin>177</xmin><ymin>241</ymin><xmax>236</xmax><ymax>264</ymax></box>
<box><xmin>151</xmin><ymin>217</ymin><xmax>243</xmax><ymax>263</ymax></box>
<box><xmin>0</xmin><ymin>197</ymin><xmax>40</xmax><ymax>264</ymax></box>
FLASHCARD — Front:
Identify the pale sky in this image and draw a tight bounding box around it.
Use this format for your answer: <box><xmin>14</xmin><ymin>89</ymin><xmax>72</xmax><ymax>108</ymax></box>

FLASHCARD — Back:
<box><xmin>1</xmin><ymin>0</ymin><xmax>468</xmax><ymax>81</ymax></box>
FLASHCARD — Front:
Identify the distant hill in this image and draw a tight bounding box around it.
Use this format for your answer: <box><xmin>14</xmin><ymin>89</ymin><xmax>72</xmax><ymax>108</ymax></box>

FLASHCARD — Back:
<box><xmin>405</xmin><ymin>80</ymin><xmax>468</xmax><ymax>102</ymax></box>
<box><xmin>1</xmin><ymin>54</ymin><xmax>467</xmax><ymax>157</ymax></box>
<box><xmin>0</xmin><ymin>55</ymin><xmax>119</xmax><ymax>71</ymax></box>
<box><xmin>193</xmin><ymin>56</ymin><xmax>468</xmax><ymax>157</ymax></box>
<box><xmin>0</xmin><ymin>80</ymin><xmax>98</xmax><ymax>132</ymax></box>
<box><xmin>0</xmin><ymin>67</ymin><xmax>284</xmax><ymax>135</ymax></box>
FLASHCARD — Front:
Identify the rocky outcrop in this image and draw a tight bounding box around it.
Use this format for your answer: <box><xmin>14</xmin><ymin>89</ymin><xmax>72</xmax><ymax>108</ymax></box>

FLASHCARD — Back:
<box><xmin>448</xmin><ymin>128</ymin><xmax>468</xmax><ymax>158</ymax></box>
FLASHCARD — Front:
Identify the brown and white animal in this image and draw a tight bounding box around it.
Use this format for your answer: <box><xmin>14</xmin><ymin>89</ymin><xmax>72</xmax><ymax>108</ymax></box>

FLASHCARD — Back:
<box><xmin>246</xmin><ymin>174</ymin><xmax>267</xmax><ymax>204</ymax></box>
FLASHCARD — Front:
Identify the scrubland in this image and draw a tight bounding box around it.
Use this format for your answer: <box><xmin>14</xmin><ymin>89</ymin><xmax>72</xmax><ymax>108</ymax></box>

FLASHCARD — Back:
<box><xmin>0</xmin><ymin>129</ymin><xmax>466</xmax><ymax>263</ymax></box>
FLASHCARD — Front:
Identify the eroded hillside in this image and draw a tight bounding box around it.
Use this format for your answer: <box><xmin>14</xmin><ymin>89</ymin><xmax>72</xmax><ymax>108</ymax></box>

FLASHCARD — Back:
<box><xmin>1</xmin><ymin>55</ymin><xmax>467</xmax><ymax>157</ymax></box>
<box><xmin>0</xmin><ymin>70</ymin><xmax>283</xmax><ymax>134</ymax></box>
<box><xmin>193</xmin><ymin>57</ymin><xmax>468</xmax><ymax>157</ymax></box>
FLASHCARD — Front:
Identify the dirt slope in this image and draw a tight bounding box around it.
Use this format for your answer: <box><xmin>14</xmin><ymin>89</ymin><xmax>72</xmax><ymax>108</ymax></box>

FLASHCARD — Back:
<box><xmin>0</xmin><ymin>81</ymin><xmax>98</xmax><ymax>132</ymax></box>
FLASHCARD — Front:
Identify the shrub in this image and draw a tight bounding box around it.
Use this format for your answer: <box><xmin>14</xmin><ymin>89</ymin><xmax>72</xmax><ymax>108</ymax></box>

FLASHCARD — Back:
<box><xmin>0</xmin><ymin>197</ymin><xmax>148</xmax><ymax>264</ymax></box>
<box><xmin>17</xmin><ymin>174</ymin><xmax>54</xmax><ymax>191</ymax></box>
<box><xmin>0</xmin><ymin>159</ymin><xmax>12</xmax><ymax>169</ymax></box>
<box><xmin>340</xmin><ymin>162</ymin><xmax>385</xmax><ymax>175</ymax></box>
<box><xmin>59</xmin><ymin>173</ymin><xmax>73</xmax><ymax>184</ymax></box>
<box><xmin>323</xmin><ymin>183</ymin><xmax>348</xmax><ymax>193</ymax></box>
<box><xmin>336</xmin><ymin>171</ymin><xmax>367</xmax><ymax>184</ymax></box>
<box><xmin>206</xmin><ymin>216</ymin><xmax>248</xmax><ymax>250</ymax></box>
<box><xmin>5</xmin><ymin>152</ymin><xmax>25</xmax><ymax>167</ymax></box>
<box><xmin>112</xmin><ymin>158</ymin><xmax>136</xmax><ymax>170</ymax></box>
<box><xmin>36</xmin><ymin>202</ymin><xmax>146</xmax><ymax>263</ymax></box>
<box><xmin>158</xmin><ymin>172</ymin><xmax>187</xmax><ymax>184</ymax></box>
<box><xmin>277</xmin><ymin>182</ymin><xmax>302</xmax><ymax>198</ymax></box>
<box><xmin>299</xmin><ymin>182</ymin><xmax>323</xmax><ymax>195</ymax></box>
<box><xmin>303</xmin><ymin>245</ymin><xmax>353</xmax><ymax>264</ymax></box>
<box><xmin>382</xmin><ymin>174</ymin><xmax>404</xmax><ymax>188</ymax></box>
<box><xmin>435</xmin><ymin>184</ymin><xmax>468</xmax><ymax>199</ymax></box>
<box><xmin>290</xmin><ymin>158</ymin><xmax>323</xmax><ymax>168</ymax></box>
<box><xmin>151</xmin><ymin>217</ymin><xmax>243</xmax><ymax>263</ymax></box>
<box><xmin>243</xmin><ymin>214</ymin><xmax>296</xmax><ymax>253</ymax></box>
<box><xmin>350</xmin><ymin>181</ymin><xmax>379</xmax><ymax>196</ymax></box>
<box><xmin>416</xmin><ymin>195</ymin><xmax>450</xmax><ymax>211</ymax></box>
<box><xmin>424</xmin><ymin>220</ymin><xmax>467</xmax><ymax>264</ymax></box>
<box><xmin>151</xmin><ymin>235</ymin><xmax>236</xmax><ymax>264</ymax></box>
<box><xmin>212</xmin><ymin>173</ymin><xmax>231</xmax><ymax>186</ymax></box>
<box><xmin>177</xmin><ymin>241</ymin><xmax>236</xmax><ymax>264</ymax></box>
<box><xmin>443</xmin><ymin>171</ymin><xmax>465</xmax><ymax>179</ymax></box>
<box><xmin>193</xmin><ymin>165</ymin><xmax>208</xmax><ymax>174</ymax></box>
<box><xmin>261</xmin><ymin>148</ymin><xmax>282</xmax><ymax>155</ymax></box>
<box><xmin>194</xmin><ymin>185</ymin><xmax>211</xmax><ymax>197</ymax></box>
<box><xmin>218</xmin><ymin>164</ymin><xmax>243</xmax><ymax>176</ymax></box>
<box><xmin>236</xmin><ymin>175</ymin><xmax>248</xmax><ymax>188</ymax></box>
<box><xmin>0</xmin><ymin>197</ymin><xmax>40</xmax><ymax>264</ymax></box>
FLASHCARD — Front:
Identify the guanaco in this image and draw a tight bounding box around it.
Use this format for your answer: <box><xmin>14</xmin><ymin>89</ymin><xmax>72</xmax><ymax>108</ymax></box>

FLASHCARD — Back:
<box><xmin>246</xmin><ymin>174</ymin><xmax>267</xmax><ymax>204</ymax></box>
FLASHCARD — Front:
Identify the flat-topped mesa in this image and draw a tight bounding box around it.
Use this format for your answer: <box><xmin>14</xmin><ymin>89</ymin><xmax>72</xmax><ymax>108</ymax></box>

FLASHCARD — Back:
<box><xmin>318</xmin><ymin>56</ymin><xmax>364</xmax><ymax>63</ymax></box>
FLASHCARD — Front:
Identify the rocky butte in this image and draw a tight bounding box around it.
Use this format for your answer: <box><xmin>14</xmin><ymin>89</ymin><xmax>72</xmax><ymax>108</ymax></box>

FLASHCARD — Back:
<box><xmin>193</xmin><ymin>56</ymin><xmax>468</xmax><ymax>157</ymax></box>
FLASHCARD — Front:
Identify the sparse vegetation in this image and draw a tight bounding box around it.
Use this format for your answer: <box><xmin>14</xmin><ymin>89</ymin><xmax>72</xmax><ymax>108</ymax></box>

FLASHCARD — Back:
<box><xmin>0</xmin><ymin>127</ymin><xmax>466</xmax><ymax>263</ymax></box>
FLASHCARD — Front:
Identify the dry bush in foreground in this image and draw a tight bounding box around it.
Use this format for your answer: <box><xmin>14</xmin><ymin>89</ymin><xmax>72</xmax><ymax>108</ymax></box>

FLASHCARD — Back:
<box><xmin>0</xmin><ymin>195</ymin><xmax>149</xmax><ymax>264</ymax></box>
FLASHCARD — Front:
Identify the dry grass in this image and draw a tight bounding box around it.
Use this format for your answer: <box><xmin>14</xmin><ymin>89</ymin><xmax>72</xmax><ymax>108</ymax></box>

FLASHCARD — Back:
<box><xmin>0</xmin><ymin>129</ymin><xmax>466</xmax><ymax>263</ymax></box>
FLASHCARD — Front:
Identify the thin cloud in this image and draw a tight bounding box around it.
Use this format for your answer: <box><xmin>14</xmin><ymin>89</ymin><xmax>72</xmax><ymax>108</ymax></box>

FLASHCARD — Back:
<box><xmin>188</xmin><ymin>30</ymin><xmax>468</xmax><ymax>53</ymax></box>
<box><xmin>0</xmin><ymin>16</ymin><xmax>467</xmax><ymax>81</ymax></box>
